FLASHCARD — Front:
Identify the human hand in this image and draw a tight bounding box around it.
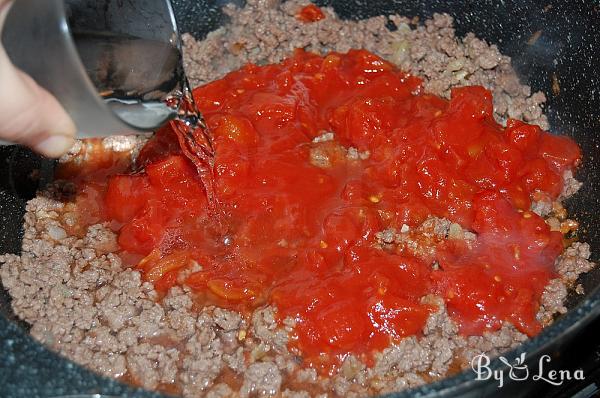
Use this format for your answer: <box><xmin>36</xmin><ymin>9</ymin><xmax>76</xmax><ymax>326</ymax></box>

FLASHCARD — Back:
<box><xmin>0</xmin><ymin>0</ymin><xmax>76</xmax><ymax>158</ymax></box>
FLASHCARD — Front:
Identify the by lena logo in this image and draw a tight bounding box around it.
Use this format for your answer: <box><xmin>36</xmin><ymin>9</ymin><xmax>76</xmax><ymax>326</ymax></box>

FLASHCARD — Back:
<box><xmin>471</xmin><ymin>352</ymin><xmax>585</xmax><ymax>388</ymax></box>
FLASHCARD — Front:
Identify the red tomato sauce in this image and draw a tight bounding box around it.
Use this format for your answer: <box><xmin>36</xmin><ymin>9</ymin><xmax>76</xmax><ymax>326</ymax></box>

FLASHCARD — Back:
<box><xmin>95</xmin><ymin>49</ymin><xmax>581</xmax><ymax>373</ymax></box>
<box><xmin>297</xmin><ymin>4</ymin><xmax>326</xmax><ymax>23</ymax></box>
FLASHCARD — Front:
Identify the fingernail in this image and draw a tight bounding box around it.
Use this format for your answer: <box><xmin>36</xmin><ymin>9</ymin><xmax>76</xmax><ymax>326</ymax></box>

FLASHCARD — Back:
<box><xmin>34</xmin><ymin>134</ymin><xmax>75</xmax><ymax>158</ymax></box>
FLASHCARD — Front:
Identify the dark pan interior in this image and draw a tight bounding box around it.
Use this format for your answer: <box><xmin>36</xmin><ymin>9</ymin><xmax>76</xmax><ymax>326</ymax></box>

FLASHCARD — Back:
<box><xmin>0</xmin><ymin>0</ymin><xmax>599</xmax><ymax>397</ymax></box>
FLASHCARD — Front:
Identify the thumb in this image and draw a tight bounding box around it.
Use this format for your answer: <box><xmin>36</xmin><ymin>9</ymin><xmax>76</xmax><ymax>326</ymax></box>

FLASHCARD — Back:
<box><xmin>0</xmin><ymin>1</ymin><xmax>77</xmax><ymax>158</ymax></box>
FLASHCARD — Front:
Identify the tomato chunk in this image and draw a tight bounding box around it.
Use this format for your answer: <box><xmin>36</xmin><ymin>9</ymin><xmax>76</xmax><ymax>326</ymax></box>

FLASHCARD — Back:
<box><xmin>105</xmin><ymin>175</ymin><xmax>152</xmax><ymax>223</ymax></box>
<box><xmin>297</xmin><ymin>4</ymin><xmax>325</xmax><ymax>22</ymax></box>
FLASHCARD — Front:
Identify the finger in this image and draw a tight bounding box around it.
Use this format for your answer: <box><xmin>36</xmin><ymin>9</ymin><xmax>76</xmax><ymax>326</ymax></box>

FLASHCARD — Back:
<box><xmin>0</xmin><ymin>0</ymin><xmax>9</xmax><ymax>14</ymax></box>
<box><xmin>0</xmin><ymin>1</ymin><xmax>77</xmax><ymax>158</ymax></box>
<box><xmin>0</xmin><ymin>58</ymin><xmax>77</xmax><ymax>157</ymax></box>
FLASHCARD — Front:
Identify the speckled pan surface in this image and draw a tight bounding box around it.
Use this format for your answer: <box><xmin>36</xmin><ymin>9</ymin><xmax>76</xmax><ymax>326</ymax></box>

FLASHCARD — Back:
<box><xmin>1</xmin><ymin>0</ymin><xmax>599</xmax><ymax>397</ymax></box>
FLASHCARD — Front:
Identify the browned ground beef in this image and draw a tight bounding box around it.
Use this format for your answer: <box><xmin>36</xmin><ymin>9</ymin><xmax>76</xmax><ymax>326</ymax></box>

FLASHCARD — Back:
<box><xmin>0</xmin><ymin>1</ymin><xmax>596</xmax><ymax>397</ymax></box>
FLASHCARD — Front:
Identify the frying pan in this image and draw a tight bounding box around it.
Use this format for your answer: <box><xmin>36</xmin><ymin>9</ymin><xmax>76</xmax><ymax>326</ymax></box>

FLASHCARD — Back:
<box><xmin>1</xmin><ymin>0</ymin><xmax>599</xmax><ymax>397</ymax></box>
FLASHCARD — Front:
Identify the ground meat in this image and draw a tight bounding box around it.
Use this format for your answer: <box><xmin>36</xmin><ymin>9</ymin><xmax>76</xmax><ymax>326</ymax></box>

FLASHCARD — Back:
<box><xmin>127</xmin><ymin>343</ymin><xmax>180</xmax><ymax>389</ymax></box>
<box><xmin>345</xmin><ymin>147</ymin><xmax>370</xmax><ymax>161</ymax></box>
<box><xmin>101</xmin><ymin>134</ymin><xmax>151</xmax><ymax>156</ymax></box>
<box><xmin>1</xmin><ymin>2</ymin><xmax>596</xmax><ymax>397</ymax></box>
<box><xmin>206</xmin><ymin>383</ymin><xmax>235</xmax><ymax>398</ymax></box>
<box><xmin>420</xmin><ymin>217</ymin><xmax>453</xmax><ymax>237</ymax></box>
<box><xmin>561</xmin><ymin>170</ymin><xmax>583</xmax><ymax>199</ymax></box>
<box><xmin>251</xmin><ymin>307</ymin><xmax>289</xmax><ymax>351</ymax></box>
<box><xmin>214</xmin><ymin>308</ymin><xmax>243</xmax><ymax>332</ymax></box>
<box><xmin>59</xmin><ymin>134</ymin><xmax>150</xmax><ymax>165</ymax></box>
<box><xmin>375</xmin><ymin>217</ymin><xmax>472</xmax><ymax>265</ymax></box>
<box><xmin>372</xmin><ymin>337</ymin><xmax>431</xmax><ymax>376</ymax></box>
<box><xmin>555</xmin><ymin>242</ymin><xmax>594</xmax><ymax>284</ymax></box>
<box><xmin>311</xmin><ymin>131</ymin><xmax>334</xmax><ymax>143</ymax></box>
<box><xmin>460</xmin><ymin>323</ymin><xmax>527</xmax><ymax>364</ymax></box>
<box><xmin>308</xmin><ymin>142</ymin><xmax>346</xmax><ymax>168</ymax></box>
<box><xmin>538</xmin><ymin>279</ymin><xmax>569</xmax><ymax>325</ymax></box>
<box><xmin>308</xmin><ymin>138</ymin><xmax>369</xmax><ymax>168</ymax></box>
<box><xmin>531</xmin><ymin>191</ymin><xmax>553</xmax><ymax>217</ymax></box>
<box><xmin>240</xmin><ymin>362</ymin><xmax>282</xmax><ymax>397</ymax></box>
<box><xmin>0</xmin><ymin>190</ymin><xmax>285</xmax><ymax>397</ymax></box>
<box><xmin>282</xmin><ymin>390</ymin><xmax>311</xmax><ymax>398</ymax></box>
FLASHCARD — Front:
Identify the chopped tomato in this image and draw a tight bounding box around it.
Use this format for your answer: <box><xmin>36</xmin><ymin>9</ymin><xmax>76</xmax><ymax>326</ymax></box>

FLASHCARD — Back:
<box><xmin>136</xmin><ymin>124</ymin><xmax>182</xmax><ymax>167</ymax></box>
<box><xmin>95</xmin><ymin>49</ymin><xmax>582</xmax><ymax>372</ymax></box>
<box><xmin>505</xmin><ymin>119</ymin><xmax>541</xmax><ymax>152</ymax></box>
<box><xmin>297</xmin><ymin>4</ymin><xmax>325</xmax><ymax>23</ymax></box>
<box><xmin>367</xmin><ymin>296</ymin><xmax>433</xmax><ymax>341</ymax></box>
<box><xmin>538</xmin><ymin>133</ymin><xmax>582</xmax><ymax>172</ymax></box>
<box><xmin>117</xmin><ymin>201</ymin><xmax>168</xmax><ymax>255</ymax></box>
<box><xmin>105</xmin><ymin>174</ymin><xmax>152</xmax><ymax>223</ymax></box>
<box><xmin>154</xmin><ymin>270</ymin><xmax>179</xmax><ymax>292</ymax></box>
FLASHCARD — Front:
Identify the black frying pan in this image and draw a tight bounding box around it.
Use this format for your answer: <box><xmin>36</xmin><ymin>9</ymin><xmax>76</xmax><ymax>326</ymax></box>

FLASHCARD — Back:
<box><xmin>1</xmin><ymin>0</ymin><xmax>599</xmax><ymax>397</ymax></box>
